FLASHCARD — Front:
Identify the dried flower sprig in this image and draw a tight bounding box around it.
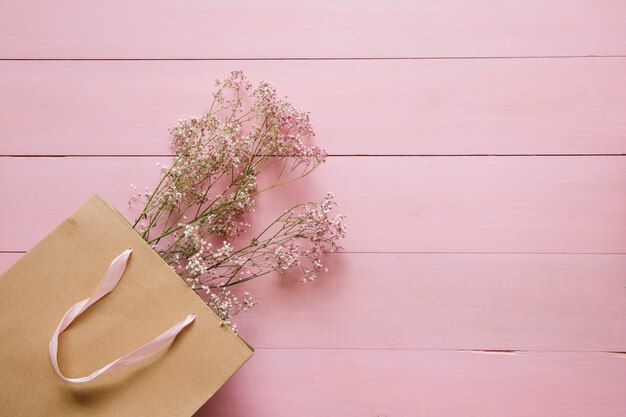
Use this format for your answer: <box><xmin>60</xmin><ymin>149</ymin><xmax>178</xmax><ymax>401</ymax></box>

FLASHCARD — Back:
<box><xmin>130</xmin><ymin>71</ymin><xmax>346</xmax><ymax>330</ymax></box>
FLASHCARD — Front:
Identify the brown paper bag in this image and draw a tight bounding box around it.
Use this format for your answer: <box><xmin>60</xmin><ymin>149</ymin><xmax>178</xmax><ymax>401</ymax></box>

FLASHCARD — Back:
<box><xmin>0</xmin><ymin>195</ymin><xmax>253</xmax><ymax>416</ymax></box>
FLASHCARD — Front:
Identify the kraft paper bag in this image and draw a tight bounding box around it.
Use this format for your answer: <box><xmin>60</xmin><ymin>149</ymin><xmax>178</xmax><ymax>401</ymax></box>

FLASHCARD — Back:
<box><xmin>0</xmin><ymin>194</ymin><xmax>253</xmax><ymax>416</ymax></box>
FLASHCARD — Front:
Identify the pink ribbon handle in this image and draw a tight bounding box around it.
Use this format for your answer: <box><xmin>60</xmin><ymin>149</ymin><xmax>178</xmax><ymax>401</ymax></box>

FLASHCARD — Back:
<box><xmin>49</xmin><ymin>249</ymin><xmax>196</xmax><ymax>383</ymax></box>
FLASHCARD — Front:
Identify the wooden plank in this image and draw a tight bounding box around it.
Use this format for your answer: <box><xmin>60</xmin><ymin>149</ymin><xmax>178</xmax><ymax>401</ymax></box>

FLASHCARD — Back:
<box><xmin>201</xmin><ymin>349</ymin><xmax>626</xmax><ymax>417</ymax></box>
<box><xmin>237</xmin><ymin>253</ymin><xmax>626</xmax><ymax>351</ymax></box>
<box><xmin>2</xmin><ymin>252</ymin><xmax>624</xmax><ymax>351</ymax></box>
<box><xmin>2</xmin><ymin>251</ymin><xmax>625</xmax><ymax>413</ymax></box>
<box><xmin>202</xmin><ymin>252</ymin><xmax>626</xmax><ymax>352</ymax></box>
<box><xmin>1</xmin><ymin>59</ymin><xmax>626</xmax><ymax>156</ymax></box>
<box><xmin>0</xmin><ymin>254</ymin><xmax>22</xmax><ymax>272</ymax></box>
<box><xmin>1</xmin><ymin>156</ymin><xmax>624</xmax><ymax>254</ymax></box>
<box><xmin>2</xmin><ymin>1</ymin><xmax>626</xmax><ymax>59</ymax></box>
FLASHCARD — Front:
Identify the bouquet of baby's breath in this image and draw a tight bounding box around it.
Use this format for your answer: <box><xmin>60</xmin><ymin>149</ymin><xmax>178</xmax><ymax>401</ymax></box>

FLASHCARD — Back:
<box><xmin>130</xmin><ymin>71</ymin><xmax>346</xmax><ymax>330</ymax></box>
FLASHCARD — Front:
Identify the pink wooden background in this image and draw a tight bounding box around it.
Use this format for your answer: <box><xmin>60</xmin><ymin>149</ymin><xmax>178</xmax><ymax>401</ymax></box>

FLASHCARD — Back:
<box><xmin>2</xmin><ymin>1</ymin><xmax>626</xmax><ymax>416</ymax></box>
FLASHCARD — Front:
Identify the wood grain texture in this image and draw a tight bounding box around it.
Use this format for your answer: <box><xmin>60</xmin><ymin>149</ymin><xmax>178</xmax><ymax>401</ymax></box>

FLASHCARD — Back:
<box><xmin>1</xmin><ymin>59</ymin><xmax>626</xmax><ymax>156</ymax></box>
<box><xmin>236</xmin><ymin>253</ymin><xmax>626</xmax><ymax>351</ymax></box>
<box><xmin>2</xmin><ymin>1</ymin><xmax>626</xmax><ymax>59</ymax></box>
<box><xmin>2</xmin><ymin>252</ymin><xmax>624</xmax><ymax>352</ymax></box>
<box><xmin>1</xmin><ymin>156</ymin><xmax>624</xmax><ymax>254</ymax></box>
<box><xmin>2</xmin><ymin>1</ymin><xmax>626</xmax><ymax>414</ymax></box>
<box><xmin>200</xmin><ymin>349</ymin><xmax>626</xmax><ymax>417</ymax></box>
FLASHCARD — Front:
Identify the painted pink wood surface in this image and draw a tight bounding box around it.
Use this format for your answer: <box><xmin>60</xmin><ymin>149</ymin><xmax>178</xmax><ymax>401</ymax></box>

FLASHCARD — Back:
<box><xmin>203</xmin><ymin>349</ymin><xmax>626</xmax><ymax>417</ymax></box>
<box><xmin>2</xmin><ymin>59</ymin><xmax>626</xmax><ymax>156</ymax></box>
<box><xmin>199</xmin><ymin>350</ymin><xmax>626</xmax><ymax>417</ymax></box>
<box><xmin>1</xmin><ymin>253</ymin><xmax>625</xmax><ymax>352</ymax></box>
<box><xmin>2</xmin><ymin>1</ymin><xmax>626</xmax><ymax>415</ymax></box>
<box><xmin>2</xmin><ymin>1</ymin><xmax>626</xmax><ymax>58</ymax></box>
<box><xmin>0</xmin><ymin>254</ymin><xmax>21</xmax><ymax>271</ymax></box>
<box><xmin>1</xmin><ymin>156</ymin><xmax>624</xmax><ymax>254</ymax></box>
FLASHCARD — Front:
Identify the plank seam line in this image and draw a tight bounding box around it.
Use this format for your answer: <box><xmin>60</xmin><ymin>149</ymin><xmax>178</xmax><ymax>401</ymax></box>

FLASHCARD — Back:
<box><xmin>234</xmin><ymin>347</ymin><xmax>626</xmax><ymax>354</ymax></box>
<box><xmin>1</xmin><ymin>55</ymin><xmax>626</xmax><ymax>61</ymax></box>
<box><xmin>1</xmin><ymin>154</ymin><xmax>625</xmax><ymax>158</ymax></box>
<box><xmin>2</xmin><ymin>251</ymin><xmax>626</xmax><ymax>255</ymax></box>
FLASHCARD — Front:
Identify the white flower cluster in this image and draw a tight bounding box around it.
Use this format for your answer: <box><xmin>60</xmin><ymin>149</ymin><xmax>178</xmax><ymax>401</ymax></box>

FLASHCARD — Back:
<box><xmin>129</xmin><ymin>71</ymin><xmax>345</xmax><ymax>330</ymax></box>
